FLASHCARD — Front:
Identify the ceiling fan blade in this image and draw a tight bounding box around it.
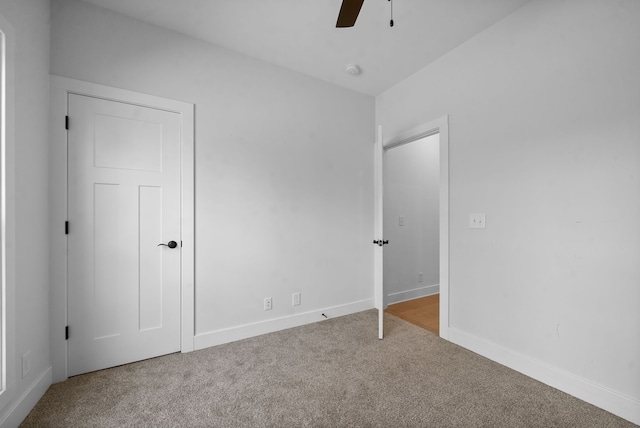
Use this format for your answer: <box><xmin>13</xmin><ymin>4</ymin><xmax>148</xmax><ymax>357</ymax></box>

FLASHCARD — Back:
<box><xmin>336</xmin><ymin>0</ymin><xmax>365</xmax><ymax>28</ymax></box>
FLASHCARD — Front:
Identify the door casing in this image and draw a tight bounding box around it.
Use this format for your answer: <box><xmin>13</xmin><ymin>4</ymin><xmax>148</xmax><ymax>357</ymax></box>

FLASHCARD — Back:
<box><xmin>49</xmin><ymin>76</ymin><xmax>195</xmax><ymax>382</ymax></box>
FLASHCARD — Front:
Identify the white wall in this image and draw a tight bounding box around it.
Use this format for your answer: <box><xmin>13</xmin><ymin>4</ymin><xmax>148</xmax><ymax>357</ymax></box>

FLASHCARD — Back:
<box><xmin>50</xmin><ymin>0</ymin><xmax>374</xmax><ymax>347</ymax></box>
<box><xmin>376</xmin><ymin>0</ymin><xmax>640</xmax><ymax>423</ymax></box>
<box><xmin>384</xmin><ymin>135</ymin><xmax>439</xmax><ymax>304</ymax></box>
<box><xmin>0</xmin><ymin>0</ymin><xmax>51</xmax><ymax>426</ymax></box>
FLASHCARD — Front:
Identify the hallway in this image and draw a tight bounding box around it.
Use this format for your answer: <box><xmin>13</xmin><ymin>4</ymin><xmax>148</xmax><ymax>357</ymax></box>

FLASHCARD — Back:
<box><xmin>385</xmin><ymin>294</ymin><xmax>439</xmax><ymax>335</ymax></box>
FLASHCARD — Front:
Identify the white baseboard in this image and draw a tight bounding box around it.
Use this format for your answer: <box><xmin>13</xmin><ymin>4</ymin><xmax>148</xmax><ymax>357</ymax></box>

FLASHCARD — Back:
<box><xmin>386</xmin><ymin>284</ymin><xmax>439</xmax><ymax>306</ymax></box>
<box><xmin>194</xmin><ymin>299</ymin><xmax>374</xmax><ymax>350</ymax></box>
<box><xmin>448</xmin><ymin>327</ymin><xmax>640</xmax><ymax>426</ymax></box>
<box><xmin>0</xmin><ymin>367</ymin><xmax>52</xmax><ymax>428</ymax></box>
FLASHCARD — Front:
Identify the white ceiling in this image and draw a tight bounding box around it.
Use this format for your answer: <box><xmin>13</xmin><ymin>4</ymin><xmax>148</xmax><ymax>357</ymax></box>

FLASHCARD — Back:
<box><xmin>79</xmin><ymin>0</ymin><xmax>530</xmax><ymax>96</ymax></box>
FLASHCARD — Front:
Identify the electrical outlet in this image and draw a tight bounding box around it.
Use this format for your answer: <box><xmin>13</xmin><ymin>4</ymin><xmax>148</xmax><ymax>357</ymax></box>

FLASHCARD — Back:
<box><xmin>469</xmin><ymin>213</ymin><xmax>486</xmax><ymax>229</ymax></box>
<box><xmin>22</xmin><ymin>351</ymin><xmax>31</xmax><ymax>379</ymax></box>
<box><xmin>418</xmin><ymin>272</ymin><xmax>424</xmax><ymax>283</ymax></box>
<box><xmin>264</xmin><ymin>297</ymin><xmax>272</xmax><ymax>311</ymax></box>
<box><xmin>292</xmin><ymin>292</ymin><xmax>301</xmax><ymax>306</ymax></box>
<box><xmin>399</xmin><ymin>216</ymin><xmax>405</xmax><ymax>226</ymax></box>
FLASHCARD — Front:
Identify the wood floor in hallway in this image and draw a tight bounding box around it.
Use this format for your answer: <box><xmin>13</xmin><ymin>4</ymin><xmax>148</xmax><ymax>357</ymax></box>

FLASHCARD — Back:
<box><xmin>385</xmin><ymin>294</ymin><xmax>439</xmax><ymax>335</ymax></box>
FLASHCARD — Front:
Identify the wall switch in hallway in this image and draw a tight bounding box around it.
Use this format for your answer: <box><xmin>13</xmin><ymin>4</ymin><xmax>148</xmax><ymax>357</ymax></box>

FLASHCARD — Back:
<box><xmin>264</xmin><ymin>297</ymin><xmax>272</xmax><ymax>311</ymax></box>
<box><xmin>22</xmin><ymin>351</ymin><xmax>31</xmax><ymax>379</ymax></box>
<box><xmin>399</xmin><ymin>216</ymin><xmax>405</xmax><ymax>226</ymax></box>
<box><xmin>469</xmin><ymin>213</ymin><xmax>486</xmax><ymax>229</ymax></box>
<box><xmin>292</xmin><ymin>292</ymin><xmax>301</xmax><ymax>306</ymax></box>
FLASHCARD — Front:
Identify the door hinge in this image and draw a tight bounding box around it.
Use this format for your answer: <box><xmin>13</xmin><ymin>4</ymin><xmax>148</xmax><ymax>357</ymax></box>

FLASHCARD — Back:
<box><xmin>65</xmin><ymin>221</ymin><xmax>69</xmax><ymax>235</ymax></box>
<box><xmin>65</xmin><ymin>326</ymin><xmax>69</xmax><ymax>340</ymax></box>
<box><xmin>65</xmin><ymin>116</ymin><xmax>69</xmax><ymax>130</ymax></box>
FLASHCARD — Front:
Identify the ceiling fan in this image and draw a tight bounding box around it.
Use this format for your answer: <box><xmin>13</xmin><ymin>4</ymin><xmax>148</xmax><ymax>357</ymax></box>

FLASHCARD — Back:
<box><xmin>336</xmin><ymin>0</ymin><xmax>394</xmax><ymax>28</ymax></box>
<box><xmin>336</xmin><ymin>0</ymin><xmax>365</xmax><ymax>28</ymax></box>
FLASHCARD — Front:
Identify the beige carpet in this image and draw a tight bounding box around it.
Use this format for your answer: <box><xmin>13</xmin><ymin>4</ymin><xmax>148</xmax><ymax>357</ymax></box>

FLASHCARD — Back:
<box><xmin>21</xmin><ymin>311</ymin><xmax>635</xmax><ymax>427</ymax></box>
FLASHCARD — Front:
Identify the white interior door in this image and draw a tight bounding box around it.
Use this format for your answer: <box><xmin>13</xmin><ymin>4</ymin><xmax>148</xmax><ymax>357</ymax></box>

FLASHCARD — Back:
<box><xmin>67</xmin><ymin>94</ymin><xmax>182</xmax><ymax>376</ymax></box>
<box><xmin>374</xmin><ymin>126</ymin><xmax>384</xmax><ymax>339</ymax></box>
<box><xmin>377</xmin><ymin>117</ymin><xmax>450</xmax><ymax>340</ymax></box>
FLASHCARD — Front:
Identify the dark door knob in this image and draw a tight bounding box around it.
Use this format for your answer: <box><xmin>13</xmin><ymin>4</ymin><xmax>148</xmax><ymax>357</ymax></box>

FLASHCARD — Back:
<box><xmin>158</xmin><ymin>241</ymin><xmax>178</xmax><ymax>249</ymax></box>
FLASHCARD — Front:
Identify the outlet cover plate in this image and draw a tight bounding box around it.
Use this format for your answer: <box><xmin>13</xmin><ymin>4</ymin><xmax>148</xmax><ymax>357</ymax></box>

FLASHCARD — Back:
<box><xmin>22</xmin><ymin>351</ymin><xmax>31</xmax><ymax>379</ymax></box>
<box><xmin>469</xmin><ymin>213</ymin><xmax>486</xmax><ymax>229</ymax></box>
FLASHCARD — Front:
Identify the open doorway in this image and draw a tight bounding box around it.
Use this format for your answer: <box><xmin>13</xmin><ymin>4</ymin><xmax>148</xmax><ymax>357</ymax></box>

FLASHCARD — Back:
<box><xmin>383</xmin><ymin>133</ymin><xmax>440</xmax><ymax>335</ymax></box>
<box><xmin>373</xmin><ymin>116</ymin><xmax>449</xmax><ymax>340</ymax></box>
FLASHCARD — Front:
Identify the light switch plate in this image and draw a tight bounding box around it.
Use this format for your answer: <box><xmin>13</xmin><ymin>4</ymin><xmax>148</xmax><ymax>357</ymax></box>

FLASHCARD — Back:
<box><xmin>469</xmin><ymin>213</ymin><xmax>486</xmax><ymax>229</ymax></box>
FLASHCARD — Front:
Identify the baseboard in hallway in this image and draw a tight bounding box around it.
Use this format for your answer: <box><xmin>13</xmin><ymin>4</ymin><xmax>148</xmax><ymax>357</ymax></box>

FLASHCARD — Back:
<box><xmin>385</xmin><ymin>294</ymin><xmax>439</xmax><ymax>335</ymax></box>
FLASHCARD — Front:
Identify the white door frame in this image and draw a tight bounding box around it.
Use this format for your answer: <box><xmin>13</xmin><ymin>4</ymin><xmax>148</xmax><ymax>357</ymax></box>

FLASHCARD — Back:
<box><xmin>375</xmin><ymin>116</ymin><xmax>450</xmax><ymax>340</ymax></box>
<box><xmin>49</xmin><ymin>76</ymin><xmax>195</xmax><ymax>382</ymax></box>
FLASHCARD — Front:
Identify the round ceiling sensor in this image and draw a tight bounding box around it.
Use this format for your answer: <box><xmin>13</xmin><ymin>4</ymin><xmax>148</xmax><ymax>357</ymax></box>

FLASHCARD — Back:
<box><xmin>346</xmin><ymin>64</ymin><xmax>361</xmax><ymax>76</ymax></box>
